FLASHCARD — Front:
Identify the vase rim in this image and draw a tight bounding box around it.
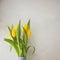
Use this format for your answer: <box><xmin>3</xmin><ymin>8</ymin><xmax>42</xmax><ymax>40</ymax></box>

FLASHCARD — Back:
<box><xmin>18</xmin><ymin>56</ymin><xmax>26</xmax><ymax>57</ymax></box>
<box><xmin>18</xmin><ymin>57</ymin><xmax>26</xmax><ymax>60</ymax></box>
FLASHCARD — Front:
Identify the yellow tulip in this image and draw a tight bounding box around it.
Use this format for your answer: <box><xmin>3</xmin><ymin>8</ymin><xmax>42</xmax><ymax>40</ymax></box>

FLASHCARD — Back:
<box><xmin>12</xmin><ymin>28</ymin><xmax>16</xmax><ymax>38</ymax></box>
<box><xmin>16</xmin><ymin>24</ymin><xmax>18</xmax><ymax>30</ymax></box>
<box><xmin>27</xmin><ymin>29</ymin><xmax>31</xmax><ymax>38</ymax></box>
<box><xmin>23</xmin><ymin>24</ymin><xmax>28</xmax><ymax>31</ymax></box>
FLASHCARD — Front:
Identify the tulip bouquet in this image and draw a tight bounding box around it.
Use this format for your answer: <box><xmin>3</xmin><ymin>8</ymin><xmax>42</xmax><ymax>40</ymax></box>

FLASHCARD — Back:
<box><xmin>4</xmin><ymin>19</ymin><xmax>35</xmax><ymax>57</ymax></box>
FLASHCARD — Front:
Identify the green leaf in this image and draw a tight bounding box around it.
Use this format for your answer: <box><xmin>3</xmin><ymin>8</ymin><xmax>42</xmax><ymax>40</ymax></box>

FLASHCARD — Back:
<box><xmin>16</xmin><ymin>21</ymin><xmax>21</xmax><ymax>43</ymax></box>
<box><xmin>4</xmin><ymin>38</ymin><xmax>19</xmax><ymax>56</ymax></box>
<box><xmin>8</xmin><ymin>26</ymin><xmax>11</xmax><ymax>34</ymax></box>
<box><xmin>8</xmin><ymin>25</ymin><xmax>13</xmax><ymax>34</ymax></box>
<box><xmin>23</xmin><ymin>28</ymin><xmax>28</xmax><ymax>46</ymax></box>
<box><xmin>22</xmin><ymin>45</ymin><xmax>26</xmax><ymax>56</ymax></box>
<box><xmin>11</xmin><ymin>24</ymin><xmax>14</xmax><ymax>30</ymax></box>
<box><xmin>10</xmin><ymin>46</ymin><xmax>12</xmax><ymax>52</ymax></box>
<box><xmin>27</xmin><ymin>45</ymin><xmax>35</xmax><ymax>56</ymax></box>
<box><xmin>27</xmin><ymin>19</ymin><xmax>30</xmax><ymax>29</ymax></box>
<box><xmin>16</xmin><ymin>21</ymin><xmax>22</xmax><ymax>56</ymax></box>
<box><xmin>23</xmin><ymin>28</ymin><xmax>28</xmax><ymax>56</ymax></box>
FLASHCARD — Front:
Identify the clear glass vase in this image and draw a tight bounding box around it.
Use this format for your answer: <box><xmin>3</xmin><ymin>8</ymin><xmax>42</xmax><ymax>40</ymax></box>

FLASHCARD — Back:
<box><xmin>18</xmin><ymin>57</ymin><xmax>26</xmax><ymax>60</ymax></box>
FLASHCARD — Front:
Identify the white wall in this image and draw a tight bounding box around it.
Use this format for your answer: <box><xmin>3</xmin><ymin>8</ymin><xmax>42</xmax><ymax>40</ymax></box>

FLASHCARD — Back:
<box><xmin>0</xmin><ymin>0</ymin><xmax>60</xmax><ymax>60</ymax></box>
